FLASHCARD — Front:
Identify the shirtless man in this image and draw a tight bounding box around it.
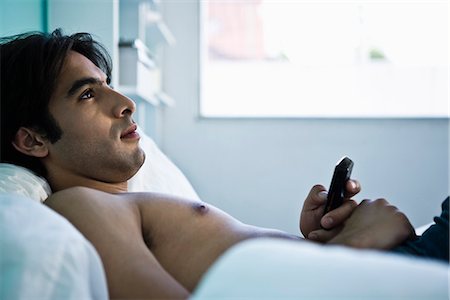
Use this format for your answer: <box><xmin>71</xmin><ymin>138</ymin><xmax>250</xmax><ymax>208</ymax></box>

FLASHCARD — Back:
<box><xmin>1</xmin><ymin>30</ymin><xmax>414</xmax><ymax>299</ymax></box>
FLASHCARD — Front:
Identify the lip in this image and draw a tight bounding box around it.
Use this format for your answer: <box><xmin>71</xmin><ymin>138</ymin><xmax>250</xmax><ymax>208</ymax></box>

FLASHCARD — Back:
<box><xmin>120</xmin><ymin>124</ymin><xmax>140</xmax><ymax>140</ymax></box>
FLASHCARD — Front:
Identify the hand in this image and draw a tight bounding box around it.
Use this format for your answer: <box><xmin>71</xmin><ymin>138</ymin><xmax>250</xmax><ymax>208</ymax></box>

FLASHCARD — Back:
<box><xmin>310</xmin><ymin>198</ymin><xmax>416</xmax><ymax>249</ymax></box>
<box><xmin>300</xmin><ymin>180</ymin><xmax>360</xmax><ymax>239</ymax></box>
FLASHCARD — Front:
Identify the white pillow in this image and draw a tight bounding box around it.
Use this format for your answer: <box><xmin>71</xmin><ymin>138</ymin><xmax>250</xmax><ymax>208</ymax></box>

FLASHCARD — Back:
<box><xmin>0</xmin><ymin>163</ymin><xmax>51</xmax><ymax>203</ymax></box>
<box><xmin>0</xmin><ymin>130</ymin><xmax>199</xmax><ymax>201</ymax></box>
<box><xmin>0</xmin><ymin>193</ymin><xmax>108</xmax><ymax>300</ymax></box>
<box><xmin>128</xmin><ymin>129</ymin><xmax>200</xmax><ymax>200</ymax></box>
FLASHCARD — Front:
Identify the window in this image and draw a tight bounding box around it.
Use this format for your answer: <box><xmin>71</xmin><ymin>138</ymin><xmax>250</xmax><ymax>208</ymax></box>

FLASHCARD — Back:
<box><xmin>200</xmin><ymin>1</ymin><xmax>449</xmax><ymax>118</ymax></box>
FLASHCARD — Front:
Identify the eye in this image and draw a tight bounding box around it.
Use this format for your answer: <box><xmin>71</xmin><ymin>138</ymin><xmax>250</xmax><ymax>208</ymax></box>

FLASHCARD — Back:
<box><xmin>80</xmin><ymin>89</ymin><xmax>94</xmax><ymax>100</ymax></box>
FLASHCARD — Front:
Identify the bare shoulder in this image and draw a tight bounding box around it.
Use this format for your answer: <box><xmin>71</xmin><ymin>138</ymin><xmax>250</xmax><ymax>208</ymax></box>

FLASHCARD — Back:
<box><xmin>44</xmin><ymin>186</ymin><xmax>142</xmax><ymax>254</ymax></box>
<box><xmin>45</xmin><ymin>186</ymin><xmax>132</xmax><ymax>207</ymax></box>
<box><xmin>45</xmin><ymin>187</ymin><xmax>141</xmax><ymax>233</ymax></box>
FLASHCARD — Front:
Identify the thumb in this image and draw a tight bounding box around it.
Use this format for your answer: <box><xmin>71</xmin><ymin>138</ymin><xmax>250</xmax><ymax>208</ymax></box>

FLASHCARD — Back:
<box><xmin>307</xmin><ymin>227</ymin><xmax>342</xmax><ymax>243</ymax></box>
<box><xmin>303</xmin><ymin>184</ymin><xmax>327</xmax><ymax>211</ymax></box>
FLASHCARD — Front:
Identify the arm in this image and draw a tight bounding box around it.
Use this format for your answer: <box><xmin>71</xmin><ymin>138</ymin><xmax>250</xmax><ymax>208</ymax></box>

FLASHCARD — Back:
<box><xmin>45</xmin><ymin>187</ymin><xmax>189</xmax><ymax>299</ymax></box>
<box><xmin>393</xmin><ymin>197</ymin><xmax>449</xmax><ymax>262</ymax></box>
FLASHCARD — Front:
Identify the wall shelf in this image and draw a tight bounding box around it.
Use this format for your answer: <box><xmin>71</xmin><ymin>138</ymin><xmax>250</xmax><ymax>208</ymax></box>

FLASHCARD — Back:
<box><xmin>118</xmin><ymin>0</ymin><xmax>175</xmax><ymax>142</ymax></box>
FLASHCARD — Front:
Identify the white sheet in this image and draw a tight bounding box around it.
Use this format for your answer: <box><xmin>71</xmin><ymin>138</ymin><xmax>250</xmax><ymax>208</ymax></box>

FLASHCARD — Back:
<box><xmin>192</xmin><ymin>238</ymin><xmax>449</xmax><ymax>299</ymax></box>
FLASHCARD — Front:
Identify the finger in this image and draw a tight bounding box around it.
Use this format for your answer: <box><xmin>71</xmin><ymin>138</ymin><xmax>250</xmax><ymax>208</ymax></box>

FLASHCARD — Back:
<box><xmin>344</xmin><ymin>179</ymin><xmax>361</xmax><ymax>198</ymax></box>
<box><xmin>321</xmin><ymin>199</ymin><xmax>357</xmax><ymax>229</ymax></box>
<box><xmin>308</xmin><ymin>227</ymin><xmax>342</xmax><ymax>243</ymax></box>
<box><xmin>303</xmin><ymin>184</ymin><xmax>327</xmax><ymax>211</ymax></box>
<box><xmin>344</xmin><ymin>179</ymin><xmax>360</xmax><ymax>198</ymax></box>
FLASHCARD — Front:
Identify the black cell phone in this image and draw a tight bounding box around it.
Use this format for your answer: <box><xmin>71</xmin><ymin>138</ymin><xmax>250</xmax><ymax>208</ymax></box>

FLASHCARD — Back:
<box><xmin>323</xmin><ymin>156</ymin><xmax>354</xmax><ymax>216</ymax></box>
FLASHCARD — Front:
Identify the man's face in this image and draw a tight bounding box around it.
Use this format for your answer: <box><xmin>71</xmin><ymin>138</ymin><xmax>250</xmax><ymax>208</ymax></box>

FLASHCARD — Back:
<box><xmin>44</xmin><ymin>51</ymin><xmax>145</xmax><ymax>185</ymax></box>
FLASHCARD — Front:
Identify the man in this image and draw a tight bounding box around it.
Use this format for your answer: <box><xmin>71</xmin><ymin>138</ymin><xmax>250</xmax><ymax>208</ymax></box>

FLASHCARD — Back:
<box><xmin>0</xmin><ymin>29</ymin><xmax>417</xmax><ymax>299</ymax></box>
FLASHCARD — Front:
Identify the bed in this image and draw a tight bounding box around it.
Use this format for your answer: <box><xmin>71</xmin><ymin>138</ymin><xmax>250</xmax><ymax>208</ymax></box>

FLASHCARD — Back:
<box><xmin>1</xmin><ymin>130</ymin><xmax>448</xmax><ymax>299</ymax></box>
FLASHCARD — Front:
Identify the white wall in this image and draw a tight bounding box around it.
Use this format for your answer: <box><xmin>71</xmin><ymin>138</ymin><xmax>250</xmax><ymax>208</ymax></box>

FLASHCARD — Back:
<box><xmin>161</xmin><ymin>1</ymin><xmax>449</xmax><ymax>235</ymax></box>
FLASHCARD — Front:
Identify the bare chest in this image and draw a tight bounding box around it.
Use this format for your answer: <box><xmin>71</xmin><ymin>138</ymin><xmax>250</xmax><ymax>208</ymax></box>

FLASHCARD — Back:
<box><xmin>130</xmin><ymin>193</ymin><xmax>254</xmax><ymax>290</ymax></box>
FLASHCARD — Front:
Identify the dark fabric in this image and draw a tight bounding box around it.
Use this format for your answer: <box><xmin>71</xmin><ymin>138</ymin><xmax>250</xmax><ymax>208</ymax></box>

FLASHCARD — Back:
<box><xmin>393</xmin><ymin>197</ymin><xmax>449</xmax><ymax>263</ymax></box>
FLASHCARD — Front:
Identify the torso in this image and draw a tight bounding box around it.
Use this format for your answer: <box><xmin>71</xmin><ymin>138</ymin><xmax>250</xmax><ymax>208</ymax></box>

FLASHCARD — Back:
<box><xmin>45</xmin><ymin>187</ymin><xmax>298</xmax><ymax>293</ymax></box>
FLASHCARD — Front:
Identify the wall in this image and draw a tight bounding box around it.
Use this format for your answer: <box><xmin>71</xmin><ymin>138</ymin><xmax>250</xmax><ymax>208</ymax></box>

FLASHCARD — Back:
<box><xmin>46</xmin><ymin>0</ymin><xmax>119</xmax><ymax>87</ymax></box>
<box><xmin>0</xmin><ymin>0</ymin><xmax>45</xmax><ymax>35</ymax></box>
<box><xmin>161</xmin><ymin>1</ymin><xmax>449</xmax><ymax>235</ymax></box>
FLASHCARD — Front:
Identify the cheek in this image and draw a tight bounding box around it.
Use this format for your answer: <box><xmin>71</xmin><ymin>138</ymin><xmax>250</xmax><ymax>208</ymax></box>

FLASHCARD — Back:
<box><xmin>49</xmin><ymin>104</ymin><xmax>119</xmax><ymax>151</ymax></box>
<box><xmin>50</xmin><ymin>128</ymin><xmax>111</xmax><ymax>164</ymax></box>
<box><xmin>60</xmin><ymin>114</ymin><xmax>114</xmax><ymax>140</ymax></box>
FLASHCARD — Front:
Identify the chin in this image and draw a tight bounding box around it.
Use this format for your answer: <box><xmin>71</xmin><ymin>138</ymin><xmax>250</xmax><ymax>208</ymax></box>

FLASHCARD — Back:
<box><xmin>128</xmin><ymin>150</ymin><xmax>146</xmax><ymax>179</ymax></box>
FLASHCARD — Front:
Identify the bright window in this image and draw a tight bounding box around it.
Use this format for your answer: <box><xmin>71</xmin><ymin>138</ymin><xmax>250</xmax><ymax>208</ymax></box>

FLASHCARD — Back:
<box><xmin>200</xmin><ymin>1</ymin><xmax>449</xmax><ymax>118</ymax></box>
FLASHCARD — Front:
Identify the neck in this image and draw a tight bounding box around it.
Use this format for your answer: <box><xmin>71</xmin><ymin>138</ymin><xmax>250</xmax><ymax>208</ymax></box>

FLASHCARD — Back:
<box><xmin>52</xmin><ymin>178</ymin><xmax>128</xmax><ymax>194</ymax></box>
<box><xmin>46</xmin><ymin>168</ymin><xmax>129</xmax><ymax>194</ymax></box>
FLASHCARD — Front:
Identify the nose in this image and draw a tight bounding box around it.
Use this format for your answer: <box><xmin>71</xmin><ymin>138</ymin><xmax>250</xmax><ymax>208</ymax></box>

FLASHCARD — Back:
<box><xmin>112</xmin><ymin>89</ymin><xmax>136</xmax><ymax>118</ymax></box>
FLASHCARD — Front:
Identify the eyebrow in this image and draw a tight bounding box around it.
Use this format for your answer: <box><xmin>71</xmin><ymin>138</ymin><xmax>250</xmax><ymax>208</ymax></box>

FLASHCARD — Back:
<box><xmin>66</xmin><ymin>77</ymin><xmax>104</xmax><ymax>98</ymax></box>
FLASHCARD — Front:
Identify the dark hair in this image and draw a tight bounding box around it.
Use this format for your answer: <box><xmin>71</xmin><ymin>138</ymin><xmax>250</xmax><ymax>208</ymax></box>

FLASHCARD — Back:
<box><xmin>0</xmin><ymin>28</ymin><xmax>112</xmax><ymax>177</ymax></box>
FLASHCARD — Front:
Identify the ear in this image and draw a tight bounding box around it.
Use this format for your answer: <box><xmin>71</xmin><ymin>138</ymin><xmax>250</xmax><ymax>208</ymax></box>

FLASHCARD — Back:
<box><xmin>12</xmin><ymin>127</ymin><xmax>49</xmax><ymax>158</ymax></box>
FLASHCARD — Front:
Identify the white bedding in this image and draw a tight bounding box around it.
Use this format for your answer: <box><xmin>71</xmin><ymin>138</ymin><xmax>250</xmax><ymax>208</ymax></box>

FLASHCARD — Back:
<box><xmin>0</xmin><ymin>194</ymin><xmax>108</xmax><ymax>300</ymax></box>
<box><xmin>0</xmin><ymin>163</ymin><xmax>51</xmax><ymax>203</ymax></box>
<box><xmin>192</xmin><ymin>238</ymin><xmax>449</xmax><ymax>299</ymax></box>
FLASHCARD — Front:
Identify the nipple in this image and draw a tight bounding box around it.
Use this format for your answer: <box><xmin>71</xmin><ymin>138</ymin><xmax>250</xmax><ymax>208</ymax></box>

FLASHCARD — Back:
<box><xmin>193</xmin><ymin>202</ymin><xmax>209</xmax><ymax>215</ymax></box>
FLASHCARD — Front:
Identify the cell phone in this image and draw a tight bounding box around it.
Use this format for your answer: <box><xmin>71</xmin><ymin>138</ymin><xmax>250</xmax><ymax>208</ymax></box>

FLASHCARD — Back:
<box><xmin>323</xmin><ymin>156</ymin><xmax>354</xmax><ymax>216</ymax></box>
